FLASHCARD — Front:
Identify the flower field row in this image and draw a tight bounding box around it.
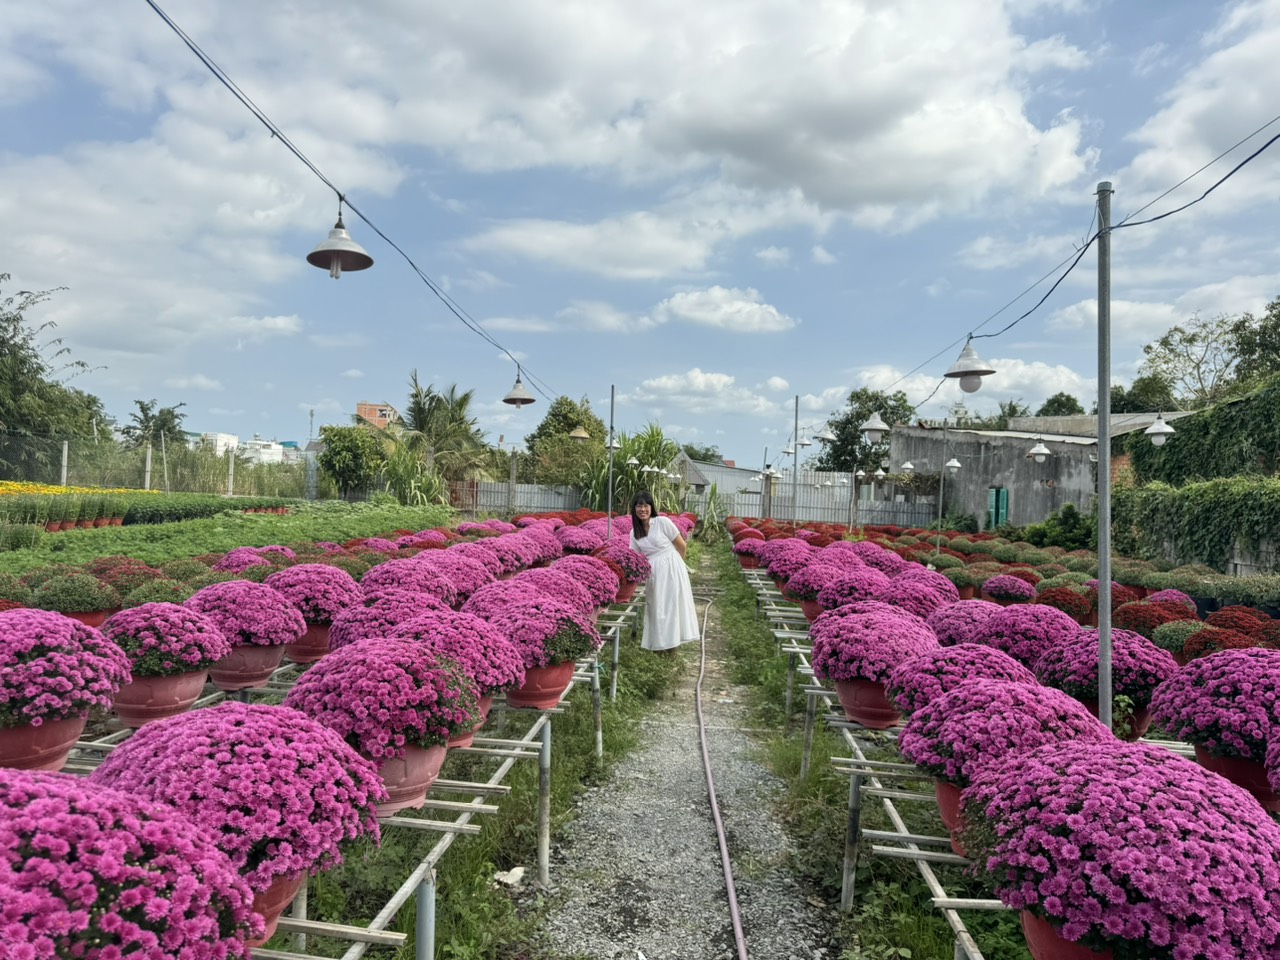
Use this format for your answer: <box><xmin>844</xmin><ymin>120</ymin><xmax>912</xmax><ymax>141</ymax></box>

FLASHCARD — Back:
<box><xmin>0</xmin><ymin>507</ymin><xmax>694</xmax><ymax>958</ymax></box>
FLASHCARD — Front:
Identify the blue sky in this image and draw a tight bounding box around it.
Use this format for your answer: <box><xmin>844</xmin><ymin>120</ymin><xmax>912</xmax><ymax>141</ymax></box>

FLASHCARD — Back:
<box><xmin>3</xmin><ymin>0</ymin><xmax>1279</xmax><ymax>466</ymax></box>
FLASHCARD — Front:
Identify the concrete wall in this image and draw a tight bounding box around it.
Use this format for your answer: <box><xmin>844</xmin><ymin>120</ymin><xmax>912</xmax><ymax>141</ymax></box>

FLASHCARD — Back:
<box><xmin>890</xmin><ymin>427</ymin><xmax>1097</xmax><ymax>530</ymax></box>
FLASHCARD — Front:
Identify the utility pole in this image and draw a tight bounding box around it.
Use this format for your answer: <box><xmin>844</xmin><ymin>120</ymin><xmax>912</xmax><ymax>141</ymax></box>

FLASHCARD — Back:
<box><xmin>1096</xmin><ymin>181</ymin><xmax>1114</xmax><ymax>730</ymax></box>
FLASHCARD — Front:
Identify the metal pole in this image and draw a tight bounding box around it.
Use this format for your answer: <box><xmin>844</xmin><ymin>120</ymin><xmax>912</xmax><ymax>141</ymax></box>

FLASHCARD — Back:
<box><xmin>226</xmin><ymin>449</ymin><xmax>235</xmax><ymax>496</ymax></box>
<box><xmin>537</xmin><ymin>719</ymin><xmax>552</xmax><ymax>887</ymax></box>
<box><xmin>800</xmin><ymin>690</ymin><xmax>816</xmax><ymax>780</ymax></box>
<box><xmin>610</xmin><ymin>625</ymin><xmax>621</xmax><ymax>701</ymax></box>
<box><xmin>160</xmin><ymin>431</ymin><xmax>170</xmax><ymax>493</ymax></box>
<box><xmin>60</xmin><ymin>440</ymin><xmax>69</xmax><ymax>487</ymax></box>
<box><xmin>840</xmin><ymin>771</ymin><xmax>863</xmax><ymax>912</ymax></box>
<box><xmin>792</xmin><ymin>395</ymin><xmax>800</xmax><ymax>534</ymax></box>
<box><xmin>1096</xmin><ymin>181</ymin><xmax>1114</xmax><ymax>730</ymax></box>
<box><xmin>292</xmin><ymin>881</ymin><xmax>308</xmax><ymax>953</ymax></box>
<box><xmin>592</xmin><ymin>657</ymin><xmax>603</xmax><ymax>762</ymax></box>
<box><xmin>507</xmin><ymin>449</ymin><xmax>517</xmax><ymax>514</ymax></box>
<box><xmin>415</xmin><ymin>872</ymin><xmax>436</xmax><ymax>960</ymax></box>
<box><xmin>935</xmin><ymin>424</ymin><xmax>946</xmax><ymax>552</ymax></box>
<box><xmin>606</xmin><ymin>384</ymin><xmax>616</xmax><ymax>541</ymax></box>
<box><xmin>144</xmin><ymin>444</ymin><xmax>152</xmax><ymax>491</ymax></box>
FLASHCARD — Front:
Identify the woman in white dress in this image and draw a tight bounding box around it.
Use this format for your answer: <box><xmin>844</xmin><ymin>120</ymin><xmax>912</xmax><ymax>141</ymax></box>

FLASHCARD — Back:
<box><xmin>629</xmin><ymin>491</ymin><xmax>700</xmax><ymax>652</ymax></box>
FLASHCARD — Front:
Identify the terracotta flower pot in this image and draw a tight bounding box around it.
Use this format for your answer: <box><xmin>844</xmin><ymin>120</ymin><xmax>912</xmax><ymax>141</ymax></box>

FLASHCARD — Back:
<box><xmin>615</xmin><ymin>581</ymin><xmax>639</xmax><ymax>603</ymax></box>
<box><xmin>284</xmin><ymin>623</ymin><xmax>332</xmax><ymax>664</ymax></box>
<box><xmin>374</xmin><ymin>743</ymin><xmax>448</xmax><ymax>815</ymax></box>
<box><xmin>208</xmin><ymin>644</ymin><xmax>287</xmax><ymax>692</ymax></box>
<box><xmin>956</xmin><ymin>585</ymin><xmax>976</xmax><ymax>600</ymax></box>
<box><xmin>1020</xmin><ymin>910</ymin><xmax>1114</xmax><ymax>960</ymax></box>
<box><xmin>112</xmin><ymin>670</ymin><xmax>208</xmax><ymax>728</ymax></box>
<box><xmin>43</xmin><ymin>521</ymin><xmax>60</xmax><ymax>533</ymax></box>
<box><xmin>507</xmin><ymin>661</ymin><xmax>576</xmax><ymax>710</ymax></box>
<box><xmin>1194</xmin><ymin>746</ymin><xmax>1280</xmax><ymax>812</ymax></box>
<box><xmin>448</xmin><ymin>694</ymin><xmax>493</xmax><ymax>749</ymax></box>
<box><xmin>1171</xmin><ymin>651</ymin><xmax>1189</xmax><ymax>667</ymax></box>
<box><xmin>833</xmin><ymin>678</ymin><xmax>901</xmax><ymax>729</ymax></box>
<box><xmin>800</xmin><ymin>599</ymin><xmax>823</xmax><ymax>623</ymax></box>
<box><xmin>246</xmin><ymin>871</ymin><xmax>307</xmax><ymax>946</ymax></box>
<box><xmin>0</xmin><ymin>714</ymin><xmax>87</xmax><ymax>770</ymax></box>
<box><xmin>1079</xmin><ymin>698</ymin><xmax>1153</xmax><ymax>741</ymax></box>
<box><xmin>736</xmin><ymin>555</ymin><xmax>759</xmax><ymax>570</ymax></box>
<box><xmin>933</xmin><ymin>780</ymin><xmax>966</xmax><ymax>856</ymax></box>
<box><xmin>110</xmin><ymin>517</ymin><xmax>124</xmax><ymax>526</ymax></box>
<box><xmin>92</xmin><ymin>518</ymin><xmax>110</xmax><ymax>528</ymax></box>
<box><xmin>61</xmin><ymin>610</ymin><xmax>109</xmax><ymax>628</ymax></box>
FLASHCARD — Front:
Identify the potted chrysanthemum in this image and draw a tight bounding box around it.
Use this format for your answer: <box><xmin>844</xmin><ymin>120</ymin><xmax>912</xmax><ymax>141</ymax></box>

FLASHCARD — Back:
<box><xmin>979</xmin><ymin>573</ymin><xmax>1037</xmax><ymax>606</ymax></box>
<box><xmin>961</xmin><ymin>739</ymin><xmax>1280</xmax><ymax>959</ymax></box>
<box><xmin>0</xmin><ymin>608</ymin><xmax>131</xmax><ymax>769</ymax></box>
<box><xmin>781</xmin><ymin>562</ymin><xmax>844</xmax><ymax>622</ymax></box>
<box><xmin>595</xmin><ymin>542</ymin><xmax>652</xmax><ymax>602</ymax></box>
<box><xmin>551</xmin><ymin>555</ymin><xmax>621</xmax><ymax>609</ymax></box>
<box><xmin>731</xmin><ymin>537</ymin><xmax>762</xmax><ymax>569</ymax></box>
<box><xmin>29</xmin><ymin>573</ymin><xmax>123</xmax><ymax>628</ymax></box>
<box><xmin>89</xmin><ymin>701</ymin><xmax>386</xmax><ymax>943</ymax></box>
<box><xmin>265</xmin><ymin>563</ymin><xmax>363</xmax><ymax>663</ymax></box>
<box><xmin>391</xmin><ymin>610</ymin><xmax>526</xmax><ymax>746</ymax></box>
<box><xmin>814</xmin><ymin>567</ymin><xmax>892</xmax><ymax>611</ymax></box>
<box><xmin>965</xmin><ymin>603</ymin><xmax>1079</xmax><ymax>668</ymax></box>
<box><xmin>360</xmin><ymin>558</ymin><xmax>460</xmax><ymax>607</ymax></box>
<box><xmin>897</xmin><ymin>679</ymin><xmax>1108</xmax><ymax>855</ymax></box>
<box><xmin>511</xmin><ymin>567</ymin><xmax>597</xmax><ymax>618</ymax></box>
<box><xmin>1034</xmin><ymin>586</ymin><xmax>1093</xmax><ymax>624</ymax></box>
<box><xmin>809</xmin><ymin>604</ymin><xmax>939</xmax><ymax>728</ymax></box>
<box><xmin>1</xmin><ymin>768</ymin><xmax>262</xmax><ymax>957</ymax></box>
<box><xmin>480</xmin><ymin>593</ymin><xmax>604</xmax><ymax>708</ymax></box>
<box><xmin>283</xmin><ymin>638</ymin><xmax>478</xmax><ymax>814</ymax></box>
<box><xmin>924</xmin><ymin>598</ymin><xmax>1002</xmax><ymax>646</ymax></box>
<box><xmin>887</xmin><ymin>644</ymin><xmax>1037</xmax><ymax>715</ymax></box>
<box><xmin>184</xmin><ymin>580</ymin><xmax>306</xmax><ymax>691</ymax></box>
<box><xmin>1032</xmin><ymin>628</ymin><xmax>1178</xmax><ymax>739</ymax></box>
<box><xmin>1150</xmin><ymin>647</ymin><xmax>1280</xmax><ymax>810</ymax></box>
<box><xmin>101</xmin><ymin>602</ymin><xmax>230</xmax><ymax>727</ymax></box>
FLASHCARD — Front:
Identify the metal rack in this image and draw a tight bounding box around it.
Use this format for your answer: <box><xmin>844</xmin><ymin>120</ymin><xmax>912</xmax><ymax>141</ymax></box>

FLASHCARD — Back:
<box><xmin>61</xmin><ymin>593</ymin><xmax>643</xmax><ymax>960</ymax></box>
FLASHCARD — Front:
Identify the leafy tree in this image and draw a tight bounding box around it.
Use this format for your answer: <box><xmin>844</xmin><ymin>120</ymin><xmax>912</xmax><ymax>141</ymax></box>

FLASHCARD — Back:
<box><xmin>0</xmin><ymin>276</ymin><xmax>106</xmax><ymax>479</ymax></box>
<box><xmin>1139</xmin><ymin>312</ymin><xmax>1238</xmax><ymax>408</ymax></box>
<box><xmin>578</xmin><ymin>423</ymin><xmax>683</xmax><ymax>515</ymax></box>
<box><xmin>317</xmin><ymin>425</ymin><xmax>383</xmax><ymax>500</ymax></box>
<box><xmin>121</xmin><ymin>400</ymin><xmax>187</xmax><ymax>449</ymax></box>
<box><xmin>811</xmin><ymin>388</ymin><xmax>916</xmax><ymax>473</ymax></box>
<box><xmin>1107</xmin><ymin>374</ymin><xmax>1178</xmax><ymax>414</ymax></box>
<box><xmin>376</xmin><ymin>374</ymin><xmax>494</xmax><ymax>484</ymax></box>
<box><xmin>1035</xmin><ymin>392</ymin><xmax>1085</xmax><ymax>417</ymax></box>
<box><xmin>681</xmin><ymin>442</ymin><xmax>723</xmax><ymax>463</ymax></box>
<box><xmin>967</xmin><ymin>399</ymin><xmax>1031</xmax><ymax>431</ymax></box>
<box><xmin>1229</xmin><ymin>295</ymin><xmax>1280</xmax><ymax>388</ymax></box>
<box><xmin>521</xmin><ymin>395</ymin><xmax>607</xmax><ymax>486</ymax></box>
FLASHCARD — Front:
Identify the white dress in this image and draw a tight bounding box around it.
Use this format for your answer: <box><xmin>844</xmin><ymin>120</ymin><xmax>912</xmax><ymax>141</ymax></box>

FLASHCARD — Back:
<box><xmin>631</xmin><ymin>515</ymin><xmax>700</xmax><ymax>651</ymax></box>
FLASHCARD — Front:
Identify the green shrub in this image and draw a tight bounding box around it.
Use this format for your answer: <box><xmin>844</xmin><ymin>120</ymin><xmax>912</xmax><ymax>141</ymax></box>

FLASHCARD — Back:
<box><xmin>31</xmin><ymin>574</ymin><xmax>121</xmax><ymax>613</ymax></box>
<box><xmin>123</xmin><ymin>579</ymin><xmax>197</xmax><ymax>606</ymax></box>
<box><xmin>159</xmin><ymin>558</ymin><xmax>214</xmax><ymax>582</ymax></box>
<box><xmin>991</xmin><ymin>544</ymin><xmax>1019</xmax><ymax>563</ymax></box>
<box><xmin>927</xmin><ymin>554</ymin><xmax>965</xmax><ymax>570</ymax></box>
<box><xmin>0</xmin><ymin>573</ymin><xmax>31</xmax><ymax>604</ymax></box>
<box><xmin>1151</xmin><ymin>620</ymin><xmax>1208</xmax><ymax>654</ymax></box>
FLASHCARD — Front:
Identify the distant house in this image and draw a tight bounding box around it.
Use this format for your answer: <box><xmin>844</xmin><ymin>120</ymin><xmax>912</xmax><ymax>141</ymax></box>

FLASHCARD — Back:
<box><xmin>240</xmin><ymin>435</ymin><xmax>285</xmax><ymax>465</ymax></box>
<box><xmin>356</xmin><ymin>402</ymin><xmax>396</xmax><ymax>429</ymax></box>
<box><xmin>200</xmin><ymin>433</ymin><xmax>239</xmax><ymax>456</ymax></box>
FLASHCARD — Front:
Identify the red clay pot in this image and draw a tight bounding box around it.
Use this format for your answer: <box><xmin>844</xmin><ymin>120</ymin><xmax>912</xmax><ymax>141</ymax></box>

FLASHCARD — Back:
<box><xmin>112</xmin><ymin>670</ymin><xmax>207</xmax><ymax>728</ymax></box>
<box><xmin>1194</xmin><ymin>746</ymin><xmax>1280</xmax><ymax>812</ymax></box>
<box><xmin>833</xmin><ymin>678</ymin><xmax>901</xmax><ymax>729</ymax></box>
<box><xmin>374</xmin><ymin>743</ymin><xmax>448</xmax><ymax>815</ymax></box>
<box><xmin>507</xmin><ymin>661</ymin><xmax>576</xmax><ymax>710</ymax></box>
<box><xmin>0</xmin><ymin>714</ymin><xmax>87</xmax><ymax>771</ymax></box>
<box><xmin>208</xmin><ymin>644</ymin><xmax>287</xmax><ymax>692</ymax></box>
<box><xmin>1020</xmin><ymin>911</ymin><xmax>1114</xmax><ymax>960</ymax></box>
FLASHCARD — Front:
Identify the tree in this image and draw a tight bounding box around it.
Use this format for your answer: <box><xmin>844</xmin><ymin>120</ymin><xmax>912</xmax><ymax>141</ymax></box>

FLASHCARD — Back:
<box><xmin>522</xmin><ymin>395</ymin><xmax>607</xmax><ymax>486</ymax></box>
<box><xmin>1230</xmin><ymin>295</ymin><xmax>1280</xmax><ymax>388</ymax></box>
<box><xmin>1035</xmin><ymin>392</ymin><xmax>1085</xmax><ymax>417</ymax></box>
<box><xmin>0</xmin><ymin>276</ymin><xmax>105</xmax><ymax>479</ymax></box>
<box><xmin>378</xmin><ymin>374</ymin><xmax>494</xmax><ymax>484</ymax></box>
<box><xmin>1107</xmin><ymin>374</ymin><xmax>1178</xmax><ymax>414</ymax></box>
<box><xmin>121</xmin><ymin>400</ymin><xmax>187</xmax><ymax>449</ymax></box>
<box><xmin>317</xmin><ymin>425</ymin><xmax>382</xmax><ymax>500</ymax></box>
<box><xmin>1139</xmin><ymin>312</ymin><xmax>1238</xmax><ymax>408</ymax></box>
<box><xmin>967</xmin><ymin>399</ymin><xmax>1031</xmax><ymax>431</ymax></box>
<box><xmin>811</xmin><ymin>388</ymin><xmax>916</xmax><ymax>473</ymax></box>
<box><xmin>681</xmin><ymin>442</ymin><xmax>723</xmax><ymax>463</ymax></box>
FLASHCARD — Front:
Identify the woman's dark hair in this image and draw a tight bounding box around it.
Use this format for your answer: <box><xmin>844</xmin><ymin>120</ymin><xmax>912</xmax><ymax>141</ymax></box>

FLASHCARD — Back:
<box><xmin>630</xmin><ymin>490</ymin><xmax>656</xmax><ymax>538</ymax></box>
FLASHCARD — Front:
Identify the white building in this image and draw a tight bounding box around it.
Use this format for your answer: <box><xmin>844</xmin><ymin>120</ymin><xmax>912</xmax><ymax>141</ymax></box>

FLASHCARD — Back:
<box><xmin>240</xmin><ymin>435</ymin><xmax>285</xmax><ymax>465</ymax></box>
<box><xmin>200</xmin><ymin>433</ymin><xmax>239</xmax><ymax>456</ymax></box>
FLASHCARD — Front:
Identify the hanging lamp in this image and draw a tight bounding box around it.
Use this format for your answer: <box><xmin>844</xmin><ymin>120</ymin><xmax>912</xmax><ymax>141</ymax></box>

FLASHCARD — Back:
<box><xmin>1144</xmin><ymin>414</ymin><xmax>1175</xmax><ymax>447</ymax></box>
<box><xmin>503</xmin><ymin>367</ymin><xmax>535</xmax><ymax>406</ymax></box>
<box><xmin>306</xmin><ymin>201</ymin><xmax>373</xmax><ymax>279</ymax></box>
<box><xmin>944</xmin><ymin>340</ymin><xmax>996</xmax><ymax>394</ymax></box>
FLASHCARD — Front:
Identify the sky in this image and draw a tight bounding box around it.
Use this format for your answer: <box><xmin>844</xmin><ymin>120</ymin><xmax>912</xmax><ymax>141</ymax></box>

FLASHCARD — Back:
<box><xmin>3</xmin><ymin>0</ymin><xmax>1280</xmax><ymax>467</ymax></box>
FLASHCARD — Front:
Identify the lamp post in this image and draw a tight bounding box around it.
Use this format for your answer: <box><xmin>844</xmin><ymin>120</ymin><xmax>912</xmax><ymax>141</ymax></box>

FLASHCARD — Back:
<box><xmin>791</xmin><ymin>395</ymin><xmax>800</xmax><ymax>534</ymax></box>
<box><xmin>937</xmin><ymin>457</ymin><xmax>961</xmax><ymax>554</ymax></box>
<box><xmin>1096</xmin><ymin>181</ymin><xmax>1116</xmax><ymax>730</ymax></box>
<box><xmin>604</xmin><ymin>386</ymin><xmax>618</xmax><ymax>541</ymax></box>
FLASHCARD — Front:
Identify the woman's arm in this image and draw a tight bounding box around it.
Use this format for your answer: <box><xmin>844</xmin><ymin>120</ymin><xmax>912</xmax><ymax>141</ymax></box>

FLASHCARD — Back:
<box><xmin>672</xmin><ymin>532</ymin><xmax>688</xmax><ymax>560</ymax></box>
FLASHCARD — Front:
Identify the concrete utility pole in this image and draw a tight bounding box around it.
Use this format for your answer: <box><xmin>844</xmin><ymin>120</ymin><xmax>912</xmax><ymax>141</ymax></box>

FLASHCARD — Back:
<box><xmin>1096</xmin><ymin>181</ymin><xmax>1114</xmax><ymax>730</ymax></box>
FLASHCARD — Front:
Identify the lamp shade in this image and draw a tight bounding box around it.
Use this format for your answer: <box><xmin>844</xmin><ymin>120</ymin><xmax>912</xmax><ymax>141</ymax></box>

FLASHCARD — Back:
<box><xmin>568</xmin><ymin>426</ymin><xmax>590</xmax><ymax>441</ymax></box>
<box><xmin>945</xmin><ymin>457</ymin><xmax>961</xmax><ymax>475</ymax></box>
<box><xmin>782</xmin><ymin>446</ymin><xmax>795</xmax><ymax>456</ymax></box>
<box><xmin>860</xmin><ymin>411</ymin><xmax>890</xmax><ymax>443</ymax></box>
<box><xmin>797</xmin><ymin>435</ymin><xmax>812</xmax><ymax>448</ymax></box>
<box><xmin>944</xmin><ymin>342</ymin><xmax>996</xmax><ymax>394</ymax></box>
<box><xmin>873</xmin><ymin>468</ymin><xmax>886</xmax><ymax>478</ymax></box>
<box><xmin>626</xmin><ymin>456</ymin><xmax>639</xmax><ymax>466</ymax></box>
<box><xmin>502</xmin><ymin>370</ymin><xmax>535</xmax><ymax>406</ymax></box>
<box><xmin>1029</xmin><ymin>440</ymin><xmax>1051</xmax><ymax>463</ymax></box>
<box><xmin>1144</xmin><ymin>415</ymin><xmax>1176</xmax><ymax>447</ymax></box>
<box><xmin>306</xmin><ymin>214</ymin><xmax>373</xmax><ymax>279</ymax></box>
<box><xmin>901</xmin><ymin>461</ymin><xmax>914</xmax><ymax>473</ymax></box>
<box><xmin>813</xmin><ymin>425</ymin><xmax>836</xmax><ymax>443</ymax></box>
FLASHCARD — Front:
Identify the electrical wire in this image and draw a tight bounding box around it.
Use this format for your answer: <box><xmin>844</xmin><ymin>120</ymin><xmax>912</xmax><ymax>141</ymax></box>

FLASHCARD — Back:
<box><xmin>142</xmin><ymin>0</ymin><xmax>558</xmax><ymax>402</ymax></box>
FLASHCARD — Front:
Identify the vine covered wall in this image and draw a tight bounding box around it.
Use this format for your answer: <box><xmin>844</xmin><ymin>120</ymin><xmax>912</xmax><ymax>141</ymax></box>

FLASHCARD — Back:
<box><xmin>1125</xmin><ymin>373</ymin><xmax>1280</xmax><ymax>484</ymax></box>
<box><xmin>1112</xmin><ymin>476</ymin><xmax>1280</xmax><ymax>571</ymax></box>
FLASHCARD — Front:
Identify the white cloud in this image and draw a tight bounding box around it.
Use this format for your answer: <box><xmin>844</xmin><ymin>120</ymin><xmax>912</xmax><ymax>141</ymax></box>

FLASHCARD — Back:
<box><xmin>764</xmin><ymin>376</ymin><xmax>790</xmax><ymax>391</ymax></box>
<box><xmin>755</xmin><ymin>245</ymin><xmax>791</xmax><ymax>265</ymax></box>
<box><xmin>800</xmin><ymin>385</ymin><xmax>850</xmax><ymax>413</ymax></box>
<box><xmin>339</xmin><ymin>368</ymin><xmax>364</xmax><ymax>379</ymax></box>
<box><xmin>209</xmin><ymin>407</ymin><xmax>245</xmax><ymax>416</ymax></box>
<box><xmin>309</xmin><ymin>331</ymin><xmax>366</xmax><ymax>349</ymax></box>
<box><xmin>627</xmin><ymin>368</ymin><xmax>778</xmax><ymax>417</ymax></box>
<box><xmin>163</xmin><ymin>374</ymin><xmax>222</xmax><ymax>391</ymax></box>
<box><xmin>559</xmin><ymin>300</ymin><xmax>634</xmax><ymax>332</ymax></box>
<box><xmin>298</xmin><ymin>399</ymin><xmax>345</xmax><ymax>415</ymax></box>
<box><xmin>811</xmin><ymin>245</ymin><xmax>836</xmax><ymax>264</ymax></box>
<box><xmin>484</xmin><ymin>316</ymin><xmax>560</xmax><ymax>333</ymax></box>
<box><xmin>651</xmin><ymin>286</ymin><xmax>798</xmax><ymax>333</ymax></box>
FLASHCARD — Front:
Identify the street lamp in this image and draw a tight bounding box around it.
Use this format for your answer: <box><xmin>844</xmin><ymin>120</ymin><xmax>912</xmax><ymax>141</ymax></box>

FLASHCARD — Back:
<box><xmin>569</xmin><ymin>425</ymin><xmax>590</xmax><ymax>442</ymax></box>
<box><xmin>1144</xmin><ymin>414</ymin><xmax>1176</xmax><ymax>447</ymax></box>
<box><xmin>626</xmin><ymin>456</ymin><xmax>639</xmax><ymax>466</ymax></box>
<box><xmin>306</xmin><ymin>201</ymin><xmax>374</xmax><ymax>279</ymax></box>
<box><xmin>901</xmin><ymin>461</ymin><xmax>915</xmax><ymax>473</ymax></box>
<box><xmin>813</xmin><ymin>424</ymin><xmax>837</xmax><ymax>443</ymax></box>
<box><xmin>945</xmin><ymin>458</ymin><xmax>961</xmax><ymax>475</ymax></box>
<box><xmin>943</xmin><ymin>339</ymin><xmax>996</xmax><ymax>394</ymax></box>
<box><xmin>1029</xmin><ymin>440</ymin><xmax>1051</xmax><ymax>464</ymax></box>
<box><xmin>502</xmin><ymin>366</ymin><xmax>535</xmax><ymax>406</ymax></box>
<box><xmin>860</xmin><ymin>412</ymin><xmax>889</xmax><ymax>443</ymax></box>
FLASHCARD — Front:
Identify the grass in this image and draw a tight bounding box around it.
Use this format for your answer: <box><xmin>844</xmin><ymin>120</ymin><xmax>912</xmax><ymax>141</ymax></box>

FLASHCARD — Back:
<box><xmin>707</xmin><ymin>544</ymin><xmax>1032</xmax><ymax>960</ymax></box>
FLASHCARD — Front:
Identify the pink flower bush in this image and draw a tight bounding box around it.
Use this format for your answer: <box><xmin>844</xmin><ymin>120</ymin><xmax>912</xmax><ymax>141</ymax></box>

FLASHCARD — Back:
<box><xmin>265</xmin><ymin>563</ymin><xmax>363</xmax><ymax>625</ymax></box>
<box><xmin>731</xmin><ymin>539</ymin><xmax>762</xmax><ymax>558</ymax></box>
<box><xmin>284</xmin><ymin>639</ymin><xmax>478</xmax><ymax>758</ymax></box>
<box><xmin>1150</xmin><ymin>648</ymin><xmax>1280</xmax><ymax>762</ymax></box>
<box><xmin>184</xmin><ymin>580</ymin><xmax>306</xmax><ymax>647</ymax></box>
<box><xmin>966</xmin><ymin>604</ymin><xmax>1079</xmax><ymax>667</ymax></box>
<box><xmin>893</xmin><ymin>566</ymin><xmax>960</xmax><ymax>601</ymax></box>
<box><xmin>764</xmin><ymin>547</ymin><xmax>815</xmax><ymax>582</ymax></box>
<box><xmin>898</xmin><ymin>679</ymin><xmax>1108</xmax><ymax>786</ymax></box>
<box><xmin>1145</xmin><ymin>588</ymin><xmax>1196</xmax><ymax>610</ymax></box>
<box><xmin>460</xmin><ymin>580</ymin><xmax>545</xmax><ymax>622</ymax></box>
<box><xmin>90</xmin><ymin>702</ymin><xmax>385</xmax><ymax>891</ymax></box>
<box><xmin>102</xmin><ymin>602</ymin><xmax>231</xmax><ymax>677</ymax></box>
<box><xmin>1033</xmin><ymin>628</ymin><xmax>1178</xmax><ymax>711</ymax></box>
<box><xmin>360</xmin><ymin>559</ymin><xmax>459</xmax><ymax>607</ymax></box>
<box><xmin>782</xmin><ymin>561</ymin><xmax>844</xmax><ymax>602</ymax></box>
<box><xmin>0</xmin><ymin>609</ymin><xmax>131</xmax><ymax>726</ymax></box>
<box><xmin>212</xmin><ymin>548</ymin><xmax>272</xmax><ymax>573</ymax></box>
<box><xmin>841</xmin><ymin>541</ymin><xmax>909</xmax><ymax>575</ymax></box>
<box><xmin>513</xmin><ymin>525</ymin><xmax>563</xmax><ymax>563</ymax></box>
<box><xmin>416</xmin><ymin>553</ymin><xmax>495</xmax><ymax>600</ymax></box>
<box><xmin>980</xmin><ymin>574</ymin><xmax>1037</xmax><ymax>602</ymax></box>
<box><xmin>483</xmin><ymin>596</ymin><xmax>604</xmax><ymax>668</ymax></box>
<box><xmin>556</xmin><ymin>525</ymin><xmax>605</xmax><ymax>554</ymax></box>
<box><xmin>961</xmin><ymin>739</ymin><xmax>1280</xmax><ymax>957</ymax></box>
<box><xmin>0</xmin><ymin>769</ymin><xmax>261</xmax><ymax>957</ymax></box>
<box><xmin>471</xmin><ymin>536</ymin><xmax>534</xmax><ymax>574</ymax></box>
<box><xmin>512</xmin><ymin>568</ymin><xmax>596</xmax><ymax>617</ymax></box>
<box><xmin>359</xmin><ymin>537</ymin><xmax>400</xmax><ymax>553</ymax></box>
<box><xmin>329</xmin><ymin>591</ymin><xmax>450</xmax><ymax>650</ymax></box>
<box><xmin>597</xmin><ymin>540</ymin><xmax>652</xmax><ymax>583</ymax></box>
<box><xmin>925</xmin><ymin>599</ymin><xmax>1002</xmax><ymax>647</ymax></box>
<box><xmin>447</xmin><ymin>542</ymin><xmax>505</xmax><ymax>578</ymax></box>
<box><xmin>815</xmin><ymin>567</ymin><xmax>892</xmax><ymax>610</ymax></box>
<box><xmin>391</xmin><ymin>611</ymin><xmax>525</xmax><ymax>696</ymax></box>
<box><xmin>874</xmin><ymin>580</ymin><xmax>953</xmax><ymax>620</ymax></box>
<box><xmin>810</xmin><ymin>606</ymin><xmax>939</xmax><ymax>685</ymax></box>
<box><xmin>887</xmin><ymin>645</ymin><xmax>1037</xmax><ymax>714</ymax></box>
<box><xmin>551</xmin><ymin>555</ymin><xmax>620</xmax><ymax>607</ymax></box>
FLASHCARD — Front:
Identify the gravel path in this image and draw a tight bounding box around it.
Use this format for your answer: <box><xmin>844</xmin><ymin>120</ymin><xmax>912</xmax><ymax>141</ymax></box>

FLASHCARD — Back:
<box><xmin>531</xmin><ymin>559</ymin><xmax>839</xmax><ymax>960</ymax></box>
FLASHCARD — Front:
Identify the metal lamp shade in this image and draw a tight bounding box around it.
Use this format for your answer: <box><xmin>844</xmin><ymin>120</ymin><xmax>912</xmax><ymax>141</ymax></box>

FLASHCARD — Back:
<box><xmin>306</xmin><ymin>216</ymin><xmax>373</xmax><ymax>279</ymax></box>
<box><xmin>503</xmin><ymin>373</ymin><xmax>535</xmax><ymax>406</ymax></box>
<box><xmin>944</xmin><ymin>342</ymin><xmax>996</xmax><ymax>394</ymax></box>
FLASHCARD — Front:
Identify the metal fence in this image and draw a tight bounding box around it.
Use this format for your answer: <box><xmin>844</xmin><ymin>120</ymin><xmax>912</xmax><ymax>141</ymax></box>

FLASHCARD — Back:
<box><xmin>685</xmin><ymin>489</ymin><xmax>935</xmax><ymax>528</ymax></box>
<box><xmin>451</xmin><ymin>481</ymin><xmax>582</xmax><ymax>515</ymax></box>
